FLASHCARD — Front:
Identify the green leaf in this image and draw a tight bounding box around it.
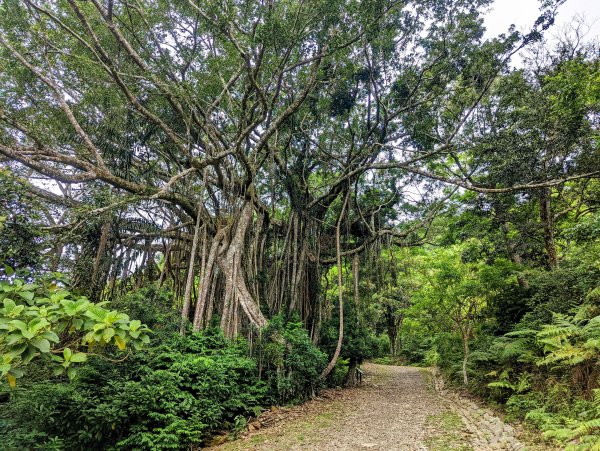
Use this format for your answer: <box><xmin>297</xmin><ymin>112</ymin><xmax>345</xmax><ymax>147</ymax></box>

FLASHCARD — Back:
<box><xmin>63</xmin><ymin>347</ymin><xmax>72</xmax><ymax>361</ymax></box>
<box><xmin>60</xmin><ymin>299</ymin><xmax>77</xmax><ymax>315</ymax></box>
<box><xmin>2</xmin><ymin>298</ymin><xmax>16</xmax><ymax>312</ymax></box>
<box><xmin>9</xmin><ymin>320</ymin><xmax>27</xmax><ymax>333</ymax></box>
<box><xmin>4</xmin><ymin>265</ymin><xmax>14</xmax><ymax>277</ymax></box>
<box><xmin>9</xmin><ymin>305</ymin><xmax>24</xmax><ymax>316</ymax></box>
<box><xmin>84</xmin><ymin>306</ymin><xmax>106</xmax><ymax>322</ymax></box>
<box><xmin>21</xmin><ymin>345</ymin><xmax>36</xmax><ymax>364</ymax></box>
<box><xmin>103</xmin><ymin>327</ymin><xmax>115</xmax><ymax>343</ymax></box>
<box><xmin>52</xmin><ymin>366</ymin><xmax>65</xmax><ymax>376</ymax></box>
<box><xmin>129</xmin><ymin>320</ymin><xmax>141</xmax><ymax>331</ymax></box>
<box><xmin>6</xmin><ymin>333</ymin><xmax>23</xmax><ymax>346</ymax></box>
<box><xmin>8</xmin><ymin>368</ymin><xmax>24</xmax><ymax>378</ymax></box>
<box><xmin>30</xmin><ymin>338</ymin><xmax>51</xmax><ymax>353</ymax></box>
<box><xmin>7</xmin><ymin>344</ymin><xmax>27</xmax><ymax>358</ymax></box>
<box><xmin>67</xmin><ymin>367</ymin><xmax>77</xmax><ymax>380</ymax></box>
<box><xmin>29</xmin><ymin>317</ymin><xmax>49</xmax><ymax>332</ymax></box>
<box><xmin>41</xmin><ymin>330</ymin><xmax>60</xmax><ymax>343</ymax></box>
<box><xmin>17</xmin><ymin>291</ymin><xmax>34</xmax><ymax>302</ymax></box>
<box><xmin>21</xmin><ymin>330</ymin><xmax>35</xmax><ymax>340</ymax></box>
<box><xmin>51</xmin><ymin>354</ymin><xmax>64</xmax><ymax>363</ymax></box>
<box><xmin>70</xmin><ymin>352</ymin><xmax>87</xmax><ymax>363</ymax></box>
<box><xmin>114</xmin><ymin>335</ymin><xmax>126</xmax><ymax>351</ymax></box>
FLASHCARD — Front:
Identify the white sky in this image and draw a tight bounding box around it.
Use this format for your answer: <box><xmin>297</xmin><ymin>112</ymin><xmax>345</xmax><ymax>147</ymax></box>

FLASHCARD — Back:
<box><xmin>484</xmin><ymin>0</ymin><xmax>600</xmax><ymax>45</ymax></box>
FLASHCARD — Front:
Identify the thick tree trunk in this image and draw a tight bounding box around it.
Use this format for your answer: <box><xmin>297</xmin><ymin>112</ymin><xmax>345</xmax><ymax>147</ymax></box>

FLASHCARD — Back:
<box><xmin>344</xmin><ymin>358</ymin><xmax>359</xmax><ymax>387</ymax></box>
<box><xmin>193</xmin><ymin>203</ymin><xmax>267</xmax><ymax>336</ymax></box>
<box><xmin>192</xmin><ymin>227</ymin><xmax>225</xmax><ymax>330</ymax></box>
<box><xmin>221</xmin><ymin>203</ymin><xmax>267</xmax><ymax>333</ymax></box>
<box><xmin>91</xmin><ymin>222</ymin><xmax>110</xmax><ymax>300</ymax></box>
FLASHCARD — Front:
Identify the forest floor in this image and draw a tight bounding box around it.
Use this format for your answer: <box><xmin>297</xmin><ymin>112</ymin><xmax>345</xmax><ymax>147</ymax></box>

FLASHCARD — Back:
<box><xmin>207</xmin><ymin>363</ymin><xmax>556</xmax><ymax>451</ymax></box>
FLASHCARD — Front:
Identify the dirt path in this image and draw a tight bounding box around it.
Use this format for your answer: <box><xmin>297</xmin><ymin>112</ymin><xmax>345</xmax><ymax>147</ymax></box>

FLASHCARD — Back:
<box><xmin>208</xmin><ymin>363</ymin><xmax>535</xmax><ymax>451</ymax></box>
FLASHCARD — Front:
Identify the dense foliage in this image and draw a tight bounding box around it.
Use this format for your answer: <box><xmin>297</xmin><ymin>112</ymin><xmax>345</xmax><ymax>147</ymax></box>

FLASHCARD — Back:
<box><xmin>389</xmin><ymin>215</ymin><xmax>600</xmax><ymax>449</ymax></box>
<box><xmin>0</xmin><ymin>272</ymin><xmax>151</xmax><ymax>384</ymax></box>
<box><xmin>0</xmin><ymin>296</ymin><xmax>330</xmax><ymax>449</ymax></box>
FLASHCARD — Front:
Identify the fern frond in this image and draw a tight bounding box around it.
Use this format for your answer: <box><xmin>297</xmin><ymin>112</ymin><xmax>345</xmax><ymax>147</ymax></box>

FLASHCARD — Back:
<box><xmin>571</xmin><ymin>418</ymin><xmax>600</xmax><ymax>436</ymax></box>
<box><xmin>488</xmin><ymin>380</ymin><xmax>516</xmax><ymax>390</ymax></box>
<box><xmin>537</xmin><ymin>324</ymin><xmax>578</xmax><ymax>340</ymax></box>
<box><xmin>537</xmin><ymin>345</ymin><xmax>590</xmax><ymax>366</ymax></box>
<box><xmin>538</xmin><ymin>335</ymin><xmax>565</xmax><ymax>351</ymax></box>
<box><xmin>505</xmin><ymin>329</ymin><xmax>538</xmax><ymax>338</ymax></box>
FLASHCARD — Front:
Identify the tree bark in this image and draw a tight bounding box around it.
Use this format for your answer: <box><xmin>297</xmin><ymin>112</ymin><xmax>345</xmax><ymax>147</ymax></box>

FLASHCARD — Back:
<box><xmin>353</xmin><ymin>253</ymin><xmax>360</xmax><ymax>320</ymax></box>
<box><xmin>386</xmin><ymin>305</ymin><xmax>399</xmax><ymax>355</ymax></box>
<box><xmin>91</xmin><ymin>222</ymin><xmax>110</xmax><ymax>300</ymax></box>
<box><xmin>180</xmin><ymin>211</ymin><xmax>202</xmax><ymax>335</ymax></box>
<box><xmin>344</xmin><ymin>358</ymin><xmax>359</xmax><ymax>387</ymax></box>
<box><xmin>320</xmin><ymin>191</ymin><xmax>350</xmax><ymax>379</ymax></box>
<box><xmin>193</xmin><ymin>203</ymin><xmax>267</xmax><ymax>335</ymax></box>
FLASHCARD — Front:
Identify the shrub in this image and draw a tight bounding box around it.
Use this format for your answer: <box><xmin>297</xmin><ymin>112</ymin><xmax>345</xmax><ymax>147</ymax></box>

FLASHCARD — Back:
<box><xmin>0</xmin><ymin>272</ymin><xmax>151</xmax><ymax>385</ymax></box>
<box><xmin>257</xmin><ymin>314</ymin><xmax>327</xmax><ymax>404</ymax></box>
<box><xmin>0</xmin><ymin>329</ymin><xmax>267</xmax><ymax>450</ymax></box>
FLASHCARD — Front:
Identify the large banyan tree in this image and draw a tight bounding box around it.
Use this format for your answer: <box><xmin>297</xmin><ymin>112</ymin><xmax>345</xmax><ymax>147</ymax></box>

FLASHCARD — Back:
<box><xmin>0</xmin><ymin>0</ymin><xmax>595</xmax><ymax>343</ymax></box>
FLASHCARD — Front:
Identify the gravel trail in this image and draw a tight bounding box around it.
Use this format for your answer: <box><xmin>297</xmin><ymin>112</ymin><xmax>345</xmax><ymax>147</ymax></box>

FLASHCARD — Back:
<box><xmin>209</xmin><ymin>363</ymin><xmax>532</xmax><ymax>451</ymax></box>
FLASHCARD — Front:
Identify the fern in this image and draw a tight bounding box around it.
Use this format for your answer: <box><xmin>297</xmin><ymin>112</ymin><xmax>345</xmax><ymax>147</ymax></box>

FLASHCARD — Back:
<box><xmin>537</xmin><ymin>345</ymin><xmax>590</xmax><ymax>366</ymax></box>
<box><xmin>541</xmin><ymin>389</ymin><xmax>600</xmax><ymax>449</ymax></box>
<box><xmin>535</xmin><ymin>310</ymin><xmax>600</xmax><ymax>368</ymax></box>
<box><xmin>488</xmin><ymin>380</ymin><xmax>516</xmax><ymax>390</ymax></box>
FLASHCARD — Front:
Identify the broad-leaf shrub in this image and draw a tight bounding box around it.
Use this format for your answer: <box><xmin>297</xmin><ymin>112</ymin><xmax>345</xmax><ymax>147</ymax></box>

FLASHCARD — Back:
<box><xmin>0</xmin><ymin>273</ymin><xmax>151</xmax><ymax>385</ymax></box>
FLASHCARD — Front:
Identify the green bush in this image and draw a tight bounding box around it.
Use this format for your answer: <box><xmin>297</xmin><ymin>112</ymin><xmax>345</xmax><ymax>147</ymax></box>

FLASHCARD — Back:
<box><xmin>111</xmin><ymin>282</ymin><xmax>179</xmax><ymax>333</ymax></box>
<box><xmin>257</xmin><ymin>315</ymin><xmax>327</xmax><ymax>404</ymax></box>
<box><xmin>0</xmin><ymin>272</ymin><xmax>151</xmax><ymax>384</ymax></box>
<box><xmin>0</xmin><ymin>312</ymin><xmax>331</xmax><ymax>450</ymax></box>
<box><xmin>0</xmin><ymin>329</ymin><xmax>267</xmax><ymax>450</ymax></box>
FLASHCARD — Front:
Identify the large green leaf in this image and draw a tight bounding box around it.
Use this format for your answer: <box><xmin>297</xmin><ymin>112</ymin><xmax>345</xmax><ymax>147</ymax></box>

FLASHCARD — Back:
<box><xmin>30</xmin><ymin>338</ymin><xmax>50</xmax><ymax>353</ymax></box>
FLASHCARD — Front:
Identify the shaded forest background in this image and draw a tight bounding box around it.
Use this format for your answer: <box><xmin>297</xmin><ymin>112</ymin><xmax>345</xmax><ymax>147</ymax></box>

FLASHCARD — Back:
<box><xmin>0</xmin><ymin>0</ymin><xmax>599</xmax><ymax>449</ymax></box>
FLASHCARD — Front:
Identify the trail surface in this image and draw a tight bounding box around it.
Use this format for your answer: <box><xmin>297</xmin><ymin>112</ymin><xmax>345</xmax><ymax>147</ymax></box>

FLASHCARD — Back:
<box><xmin>209</xmin><ymin>363</ymin><xmax>543</xmax><ymax>451</ymax></box>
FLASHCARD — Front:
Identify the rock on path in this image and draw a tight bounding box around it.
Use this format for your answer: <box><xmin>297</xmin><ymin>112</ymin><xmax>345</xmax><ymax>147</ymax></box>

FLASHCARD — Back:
<box><xmin>209</xmin><ymin>363</ymin><xmax>528</xmax><ymax>451</ymax></box>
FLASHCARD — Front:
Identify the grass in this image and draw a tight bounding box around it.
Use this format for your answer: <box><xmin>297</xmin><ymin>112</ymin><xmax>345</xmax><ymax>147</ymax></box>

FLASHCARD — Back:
<box><xmin>371</xmin><ymin>355</ymin><xmax>406</xmax><ymax>366</ymax></box>
<box><xmin>424</xmin><ymin>411</ymin><xmax>473</xmax><ymax>451</ymax></box>
<box><xmin>218</xmin><ymin>402</ymin><xmax>341</xmax><ymax>450</ymax></box>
